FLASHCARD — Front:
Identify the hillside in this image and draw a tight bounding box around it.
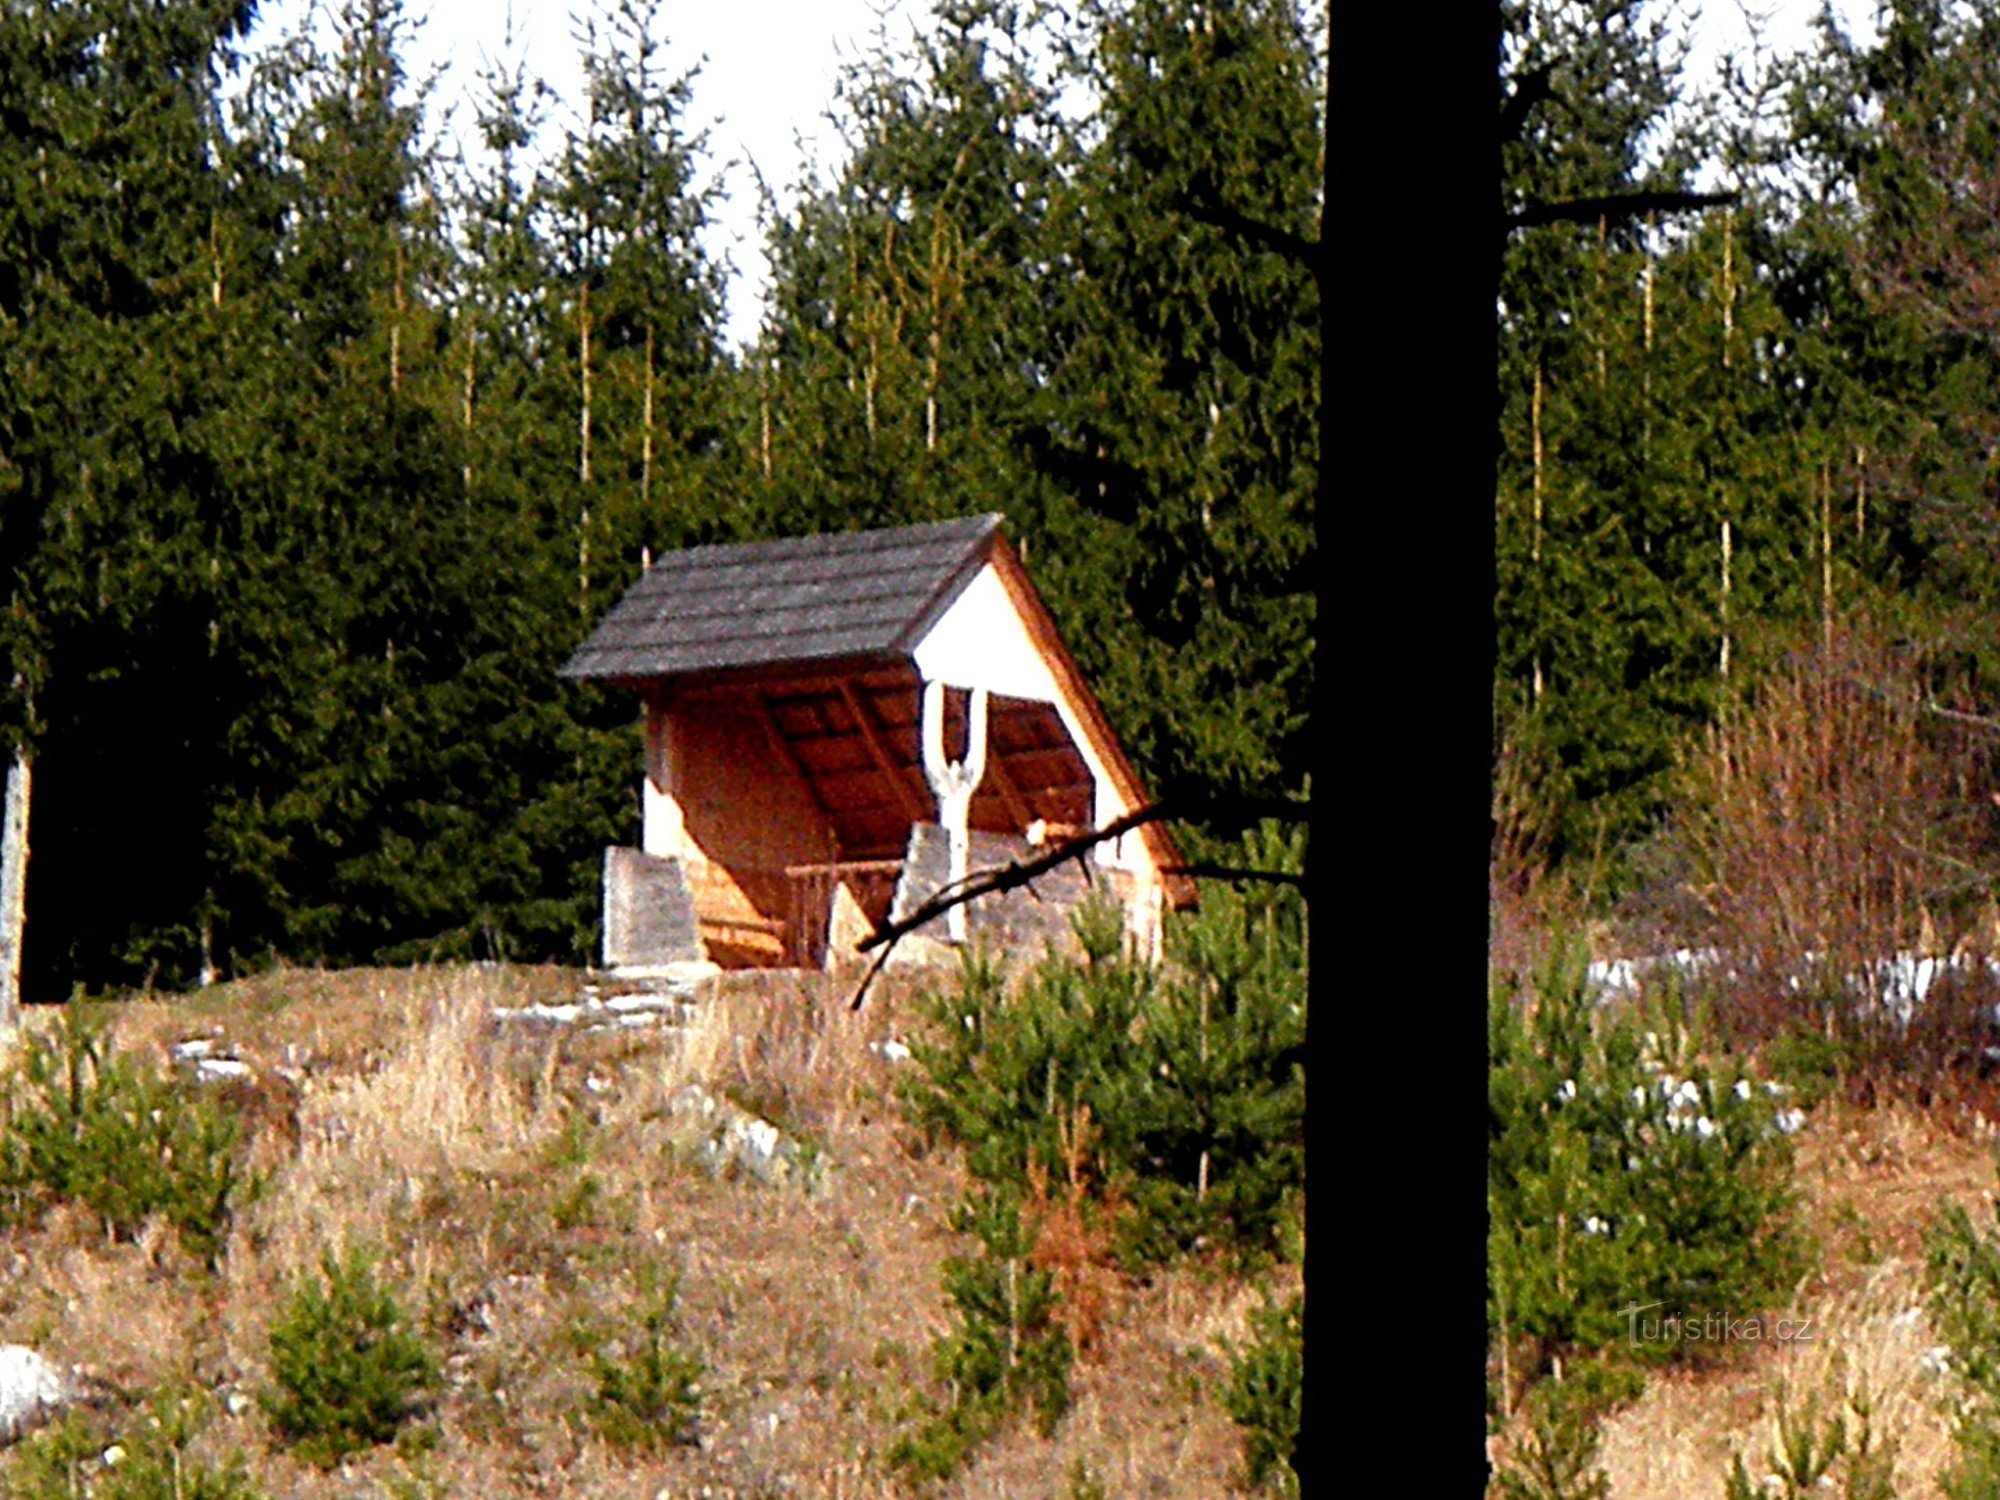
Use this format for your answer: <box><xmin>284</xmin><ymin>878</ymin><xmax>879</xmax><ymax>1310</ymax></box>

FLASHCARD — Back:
<box><xmin>0</xmin><ymin>964</ymin><xmax>1293</xmax><ymax>1498</ymax></box>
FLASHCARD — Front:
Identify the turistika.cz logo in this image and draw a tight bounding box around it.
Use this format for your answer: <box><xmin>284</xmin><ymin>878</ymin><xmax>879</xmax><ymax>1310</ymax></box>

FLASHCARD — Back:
<box><xmin>1621</xmin><ymin>1301</ymin><xmax>1816</xmax><ymax>1348</ymax></box>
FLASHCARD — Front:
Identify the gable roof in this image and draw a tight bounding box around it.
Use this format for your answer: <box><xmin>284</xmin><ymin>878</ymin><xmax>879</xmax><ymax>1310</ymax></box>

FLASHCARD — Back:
<box><xmin>561</xmin><ymin>514</ymin><xmax>1195</xmax><ymax>907</ymax></box>
<box><xmin>559</xmin><ymin>514</ymin><xmax>1002</xmax><ymax>686</ymax></box>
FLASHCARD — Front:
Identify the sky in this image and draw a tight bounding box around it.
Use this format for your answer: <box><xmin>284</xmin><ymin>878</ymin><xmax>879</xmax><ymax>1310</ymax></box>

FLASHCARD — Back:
<box><xmin>244</xmin><ymin>0</ymin><xmax>930</xmax><ymax>348</ymax></box>
<box><xmin>240</xmin><ymin>2</ymin><xmax>1877</xmax><ymax>350</ymax></box>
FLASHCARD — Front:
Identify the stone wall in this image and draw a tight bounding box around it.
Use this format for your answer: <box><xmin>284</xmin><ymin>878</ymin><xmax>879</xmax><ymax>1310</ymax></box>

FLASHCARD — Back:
<box><xmin>888</xmin><ymin>823</ymin><xmax>1131</xmax><ymax>957</ymax></box>
<box><xmin>602</xmin><ymin>847</ymin><xmax>703</xmax><ymax>969</ymax></box>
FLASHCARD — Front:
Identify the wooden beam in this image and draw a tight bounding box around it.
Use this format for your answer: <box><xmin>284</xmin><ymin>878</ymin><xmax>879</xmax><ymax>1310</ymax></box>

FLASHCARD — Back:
<box><xmin>983</xmin><ymin>751</ymin><xmax>1035</xmax><ymax>829</ymax></box>
<box><xmin>838</xmin><ymin>680</ymin><xmax>930</xmax><ymax>824</ymax></box>
<box><xmin>752</xmin><ymin>690</ymin><xmax>840</xmax><ymax>835</ymax></box>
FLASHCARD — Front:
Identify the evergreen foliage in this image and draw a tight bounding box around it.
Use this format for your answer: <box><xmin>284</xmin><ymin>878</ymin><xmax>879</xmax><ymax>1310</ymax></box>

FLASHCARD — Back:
<box><xmin>0</xmin><ymin>0</ymin><xmax>1325</xmax><ymax>989</ymax></box>
<box><xmin>14</xmin><ymin>1392</ymin><xmax>268</xmax><ymax>1500</ymax></box>
<box><xmin>1916</xmin><ymin>1169</ymin><xmax>2000</xmax><ymax>1499</ymax></box>
<box><xmin>0</xmin><ymin>1006</ymin><xmax>243</xmax><ymax>1265</ymax></box>
<box><xmin>902</xmin><ymin>851</ymin><xmax>1307</xmax><ymax>1265</ymax></box>
<box><xmin>888</xmin><ymin>1185</ymin><xmax>1074</xmax><ymax>1482</ymax></box>
<box><xmin>262</xmin><ymin>1247</ymin><xmax>439</xmax><ymax>1469</ymax></box>
<box><xmin>1220</xmin><ymin>1291</ymin><xmax>1302</xmax><ymax>1495</ymax></box>
<box><xmin>583</xmin><ymin>1270</ymin><xmax>705</xmax><ymax>1453</ymax></box>
<box><xmin>1486</xmin><ymin>945</ymin><xmax>1808</xmax><ymax>1412</ymax></box>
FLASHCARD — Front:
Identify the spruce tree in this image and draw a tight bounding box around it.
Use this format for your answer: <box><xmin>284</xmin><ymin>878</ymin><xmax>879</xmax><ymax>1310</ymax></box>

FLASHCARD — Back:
<box><xmin>1030</xmin><ymin>0</ymin><xmax>1322</xmax><ymax>804</ymax></box>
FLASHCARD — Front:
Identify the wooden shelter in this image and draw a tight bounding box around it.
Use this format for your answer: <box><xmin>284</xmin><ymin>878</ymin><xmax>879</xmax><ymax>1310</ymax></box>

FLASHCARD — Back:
<box><xmin>561</xmin><ymin>514</ymin><xmax>1193</xmax><ymax>971</ymax></box>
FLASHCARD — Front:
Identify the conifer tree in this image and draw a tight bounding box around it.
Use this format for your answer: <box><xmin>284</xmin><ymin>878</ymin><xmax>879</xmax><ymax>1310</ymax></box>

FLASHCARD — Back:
<box><xmin>1030</xmin><ymin>0</ymin><xmax>1322</xmax><ymax>804</ymax></box>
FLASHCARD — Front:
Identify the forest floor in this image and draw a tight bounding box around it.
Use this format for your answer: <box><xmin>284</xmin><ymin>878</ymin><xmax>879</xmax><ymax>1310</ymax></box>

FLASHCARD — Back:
<box><xmin>1522</xmin><ymin>1096</ymin><xmax>2000</xmax><ymax>1497</ymax></box>
<box><xmin>0</xmin><ymin>963</ymin><xmax>1286</xmax><ymax>1499</ymax></box>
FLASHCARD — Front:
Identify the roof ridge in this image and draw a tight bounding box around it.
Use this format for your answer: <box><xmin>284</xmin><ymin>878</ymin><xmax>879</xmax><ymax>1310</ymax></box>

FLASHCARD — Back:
<box><xmin>643</xmin><ymin>513</ymin><xmax>1001</xmax><ymax>569</ymax></box>
<box><xmin>560</xmin><ymin>513</ymin><xmax>1006</xmax><ymax>684</ymax></box>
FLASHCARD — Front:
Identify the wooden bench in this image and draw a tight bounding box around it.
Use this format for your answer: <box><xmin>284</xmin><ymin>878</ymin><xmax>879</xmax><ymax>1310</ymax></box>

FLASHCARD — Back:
<box><xmin>683</xmin><ymin>859</ymin><xmax>789</xmax><ymax>966</ymax></box>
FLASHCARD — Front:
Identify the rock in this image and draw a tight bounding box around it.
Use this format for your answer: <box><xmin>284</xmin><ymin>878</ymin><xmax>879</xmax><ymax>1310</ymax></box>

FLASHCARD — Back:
<box><xmin>0</xmin><ymin>1346</ymin><xmax>75</xmax><ymax>1443</ymax></box>
<box><xmin>662</xmin><ymin>1083</ymin><xmax>819</xmax><ymax>1190</ymax></box>
<box><xmin>607</xmin><ymin>959</ymin><xmax>721</xmax><ymax>987</ymax></box>
<box><xmin>492</xmin><ymin>974</ymin><xmax>701</xmax><ymax>1036</ymax></box>
<box><xmin>170</xmin><ymin>1039</ymin><xmax>256</xmax><ymax>1086</ymax></box>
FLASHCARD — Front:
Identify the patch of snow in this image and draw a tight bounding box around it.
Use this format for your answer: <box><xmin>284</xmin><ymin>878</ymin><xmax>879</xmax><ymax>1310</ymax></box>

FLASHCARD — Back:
<box><xmin>0</xmin><ymin>1347</ymin><xmax>71</xmax><ymax>1442</ymax></box>
<box><xmin>1590</xmin><ymin>946</ymin><xmax>2000</xmax><ymax>1027</ymax></box>
<box><xmin>494</xmin><ymin>1002</ymin><xmax>586</xmax><ymax>1027</ymax></box>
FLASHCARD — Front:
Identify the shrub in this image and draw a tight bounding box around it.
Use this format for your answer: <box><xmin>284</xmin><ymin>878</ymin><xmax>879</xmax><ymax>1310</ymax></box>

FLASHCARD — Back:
<box><xmin>262</xmin><ymin>1249</ymin><xmax>438</xmax><ymax>1468</ymax></box>
<box><xmin>1720</xmin><ymin>1377</ymin><xmax>1896</xmax><ymax>1500</ymax></box>
<box><xmin>902</xmin><ymin>830</ymin><xmax>1306</xmax><ymax>1265</ymax></box>
<box><xmin>13</xmin><ymin>1391</ymin><xmax>265</xmax><ymax>1500</ymax></box>
<box><xmin>1658</xmin><ymin>624</ymin><xmax>1988</xmax><ymax>973</ymax></box>
<box><xmin>1487</xmin><ymin>942</ymin><xmax>1809</xmax><ymax>1414</ymax></box>
<box><xmin>584</xmin><ymin>1272</ymin><xmax>703</xmax><ymax>1453</ymax></box>
<box><xmin>1221</xmin><ymin>1292</ymin><xmax>1302</xmax><ymax>1494</ymax></box>
<box><xmin>1490</xmin><ymin>1378</ymin><xmax>1615</xmax><ymax>1500</ymax></box>
<box><xmin>1922</xmin><ymin>1175</ymin><xmax>2000</xmax><ymax>1497</ymax></box>
<box><xmin>1642</xmin><ymin>622</ymin><xmax>2000</xmax><ymax>1100</ymax></box>
<box><xmin>889</xmin><ymin>1187</ymin><xmax>1074</xmax><ymax>1483</ymax></box>
<box><xmin>0</xmin><ymin>1005</ymin><xmax>244</xmax><ymax>1265</ymax></box>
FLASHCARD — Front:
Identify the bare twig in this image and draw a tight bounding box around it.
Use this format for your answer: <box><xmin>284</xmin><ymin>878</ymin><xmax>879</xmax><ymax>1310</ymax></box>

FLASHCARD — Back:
<box><xmin>846</xmin><ymin>794</ymin><xmax>1308</xmax><ymax>1011</ymax></box>
<box><xmin>1160</xmin><ymin>863</ymin><xmax>1307</xmax><ymax>889</ymax></box>
<box><xmin>1504</xmin><ymin>189</ymin><xmax>1737</xmax><ymax>235</ymax></box>
<box><xmin>1925</xmin><ymin>699</ymin><xmax>2000</xmax><ymax>735</ymax></box>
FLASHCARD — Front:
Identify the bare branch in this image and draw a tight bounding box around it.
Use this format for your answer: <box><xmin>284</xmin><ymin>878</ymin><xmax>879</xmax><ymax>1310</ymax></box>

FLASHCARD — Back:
<box><xmin>1925</xmin><ymin>699</ymin><xmax>2000</xmax><ymax>735</ymax></box>
<box><xmin>845</xmin><ymin>793</ymin><xmax>1309</xmax><ymax>1011</ymax></box>
<box><xmin>1504</xmin><ymin>190</ymin><xmax>1737</xmax><ymax>235</ymax></box>
<box><xmin>1174</xmin><ymin>178</ymin><xmax>1321</xmax><ymax>279</ymax></box>
<box><xmin>1499</xmin><ymin>62</ymin><xmax>1558</xmax><ymax>147</ymax></box>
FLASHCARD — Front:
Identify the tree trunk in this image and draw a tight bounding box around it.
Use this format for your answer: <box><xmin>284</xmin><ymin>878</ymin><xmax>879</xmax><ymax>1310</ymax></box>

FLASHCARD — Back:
<box><xmin>0</xmin><ymin>748</ymin><xmax>31</xmax><ymax>1030</ymax></box>
<box><xmin>642</xmin><ymin>325</ymin><xmax>655</xmax><ymax>510</ymax></box>
<box><xmin>1821</xmin><ymin>458</ymin><xmax>1833</xmax><ymax>650</ymax></box>
<box><xmin>579</xmin><ymin>282</ymin><xmax>594</xmax><ymax>618</ymax></box>
<box><xmin>462</xmin><ymin>326</ymin><xmax>476</xmax><ymax>498</ymax></box>
<box><xmin>1531</xmin><ymin>357</ymin><xmax>1544</xmax><ymax>702</ymax></box>
<box><xmin>1720</xmin><ymin>517</ymin><xmax>1733</xmax><ymax>680</ymax></box>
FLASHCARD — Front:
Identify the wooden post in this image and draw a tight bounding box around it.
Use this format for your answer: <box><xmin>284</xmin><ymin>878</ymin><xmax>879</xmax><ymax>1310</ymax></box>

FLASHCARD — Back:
<box><xmin>0</xmin><ymin>747</ymin><xmax>30</xmax><ymax>1032</ymax></box>
<box><xmin>641</xmin><ymin>697</ymin><xmax>685</xmax><ymax>859</ymax></box>
<box><xmin>920</xmin><ymin>679</ymin><xmax>988</xmax><ymax>942</ymax></box>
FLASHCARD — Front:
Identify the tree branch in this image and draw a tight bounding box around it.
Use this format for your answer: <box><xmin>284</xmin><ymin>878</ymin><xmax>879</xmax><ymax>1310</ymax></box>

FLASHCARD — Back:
<box><xmin>846</xmin><ymin>793</ymin><xmax>1309</xmax><ymax>1011</ymax></box>
<box><xmin>1499</xmin><ymin>63</ymin><xmax>1558</xmax><ymax>147</ymax></box>
<box><xmin>1925</xmin><ymin>699</ymin><xmax>2000</xmax><ymax>735</ymax></box>
<box><xmin>1504</xmin><ymin>189</ymin><xmax>1737</xmax><ymax>235</ymax></box>
<box><xmin>1175</xmin><ymin>179</ymin><xmax>1321</xmax><ymax>279</ymax></box>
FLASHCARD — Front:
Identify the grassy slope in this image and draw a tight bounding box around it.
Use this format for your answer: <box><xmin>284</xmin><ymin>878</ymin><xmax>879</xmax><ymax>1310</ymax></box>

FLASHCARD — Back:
<box><xmin>0</xmin><ymin>964</ymin><xmax>1287</xmax><ymax>1498</ymax></box>
<box><xmin>1520</xmin><ymin>1099</ymin><xmax>2000</xmax><ymax>1497</ymax></box>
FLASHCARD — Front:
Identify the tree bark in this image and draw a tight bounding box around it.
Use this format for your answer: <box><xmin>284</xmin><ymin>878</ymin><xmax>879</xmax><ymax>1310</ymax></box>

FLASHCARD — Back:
<box><xmin>0</xmin><ymin>748</ymin><xmax>31</xmax><ymax>1030</ymax></box>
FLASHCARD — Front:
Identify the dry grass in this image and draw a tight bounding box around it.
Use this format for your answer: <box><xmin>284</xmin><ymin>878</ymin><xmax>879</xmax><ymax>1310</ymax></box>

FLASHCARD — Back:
<box><xmin>1569</xmin><ymin>1101</ymin><xmax>2000</xmax><ymax>1499</ymax></box>
<box><xmin>0</xmin><ymin>962</ymin><xmax>1270</xmax><ymax>1498</ymax></box>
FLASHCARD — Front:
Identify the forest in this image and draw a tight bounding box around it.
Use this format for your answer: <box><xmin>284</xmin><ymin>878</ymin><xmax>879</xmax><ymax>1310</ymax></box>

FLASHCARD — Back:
<box><xmin>1484</xmin><ymin>4</ymin><xmax>2000</xmax><ymax>1493</ymax></box>
<box><xmin>0</xmin><ymin>0</ymin><xmax>1323</xmax><ymax>997</ymax></box>
<box><xmin>1498</xmin><ymin>0</ymin><xmax>2000</xmax><ymax>918</ymax></box>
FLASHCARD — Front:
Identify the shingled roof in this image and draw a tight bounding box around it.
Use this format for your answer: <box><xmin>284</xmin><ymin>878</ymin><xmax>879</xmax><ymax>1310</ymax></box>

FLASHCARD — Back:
<box><xmin>559</xmin><ymin>514</ymin><xmax>1003</xmax><ymax>685</ymax></box>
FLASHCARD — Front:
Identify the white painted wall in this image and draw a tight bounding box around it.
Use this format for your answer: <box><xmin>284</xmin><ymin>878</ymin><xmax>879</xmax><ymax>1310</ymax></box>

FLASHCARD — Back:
<box><xmin>913</xmin><ymin>564</ymin><xmax>1059</xmax><ymax>702</ymax></box>
<box><xmin>914</xmin><ymin>563</ymin><xmax>1145</xmax><ymax>870</ymax></box>
<box><xmin>641</xmin><ymin>702</ymin><xmax>687</xmax><ymax>859</ymax></box>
